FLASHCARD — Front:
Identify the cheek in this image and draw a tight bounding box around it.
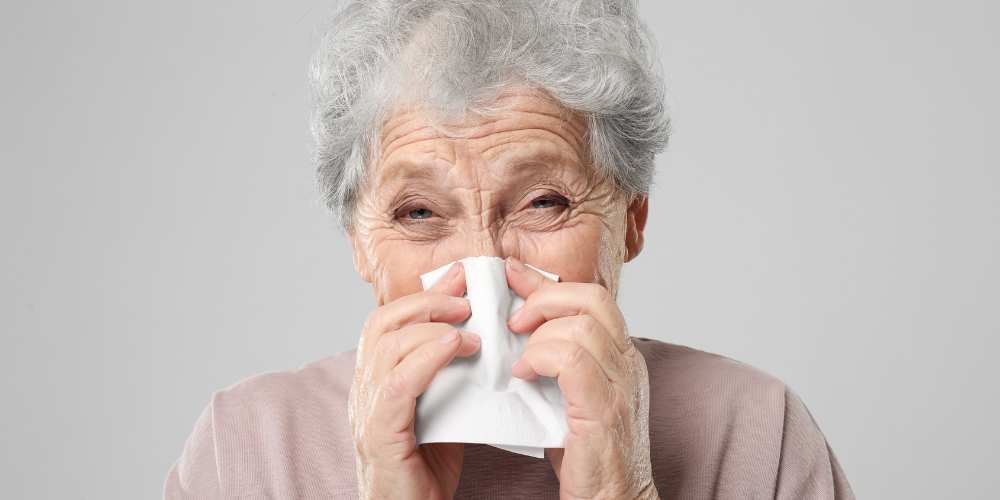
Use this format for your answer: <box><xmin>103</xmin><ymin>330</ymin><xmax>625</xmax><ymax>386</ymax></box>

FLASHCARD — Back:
<box><xmin>507</xmin><ymin>215</ymin><xmax>622</xmax><ymax>286</ymax></box>
<box><xmin>373</xmin><ymin>257</ymin><xmax>425</xmax><ymax>305</ymax></box>
<box><xmin>364</xmin><ymin>231</ymin><xmax>473</xmax><ymax>305</ymax></box>
<box><xmin>359</xmin><ymin>227</ymin><xmax>423</xmax><ymax>305</ymax></box>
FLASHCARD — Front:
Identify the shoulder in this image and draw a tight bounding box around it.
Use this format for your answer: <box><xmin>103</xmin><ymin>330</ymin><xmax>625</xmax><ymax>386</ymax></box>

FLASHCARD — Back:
<box><xmin>165</xmin><ymin>349</ymin><xmax>360</xmax><ymax>499</ymax></box>
<box><xmin>633</xmin><ymin>339</ymin><xmax>854</xmax><ymax>500</ymax></box>
<box><xmin>635</xmin><ymin>338</ymin><xmax>789</xmax><ymax>459</ymax></box>
<box><xmin>635</xmin><ymin>338</ymin><xmax>787</xmax><ymax>417</ymax></box>
<box><xmin>211</xmin><ymin>348</ymin><xmax>357</xmax><ymax>414</ymax></box>
<box><xmin>208</xmin><ymin>349</ymin><xmax>359</xmax><ymax>478</ymax></box>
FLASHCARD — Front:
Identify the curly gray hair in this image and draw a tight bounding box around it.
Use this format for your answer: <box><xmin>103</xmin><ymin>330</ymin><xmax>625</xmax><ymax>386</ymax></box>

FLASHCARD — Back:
<box><xmin>311</xmin><ymin>0</ymin><xmax>670</xmax><ymax>230</ymax></box>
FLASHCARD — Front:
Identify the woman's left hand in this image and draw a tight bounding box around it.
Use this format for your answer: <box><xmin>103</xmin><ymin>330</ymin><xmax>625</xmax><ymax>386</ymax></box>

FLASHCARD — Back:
<box><xmin>505</xmin><ymin>257</ymin><xmax>658</xmax><ymax>500</ymax></box>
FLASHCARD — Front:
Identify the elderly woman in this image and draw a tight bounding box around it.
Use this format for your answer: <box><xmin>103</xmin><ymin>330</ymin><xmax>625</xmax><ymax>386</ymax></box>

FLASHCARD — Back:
<box><xmin>166</xmin><ymin>0</ymin><xmax>853</xmax><ymax>498</ymax></box>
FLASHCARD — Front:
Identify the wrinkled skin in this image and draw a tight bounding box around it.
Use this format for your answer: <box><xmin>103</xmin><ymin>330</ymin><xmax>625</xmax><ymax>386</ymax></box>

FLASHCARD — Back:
<box><xmin>348</xmin><ymin>92</ymin><xmax>658</xmax><ymax>500</ymax></box>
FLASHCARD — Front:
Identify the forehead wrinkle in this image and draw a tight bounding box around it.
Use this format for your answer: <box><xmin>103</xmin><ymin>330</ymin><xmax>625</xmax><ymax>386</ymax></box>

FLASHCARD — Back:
<box><xmin>379</xmin><ymin>126</ymin><xmax>454</xmax><ymax>168</ymax></box>
<box><xmin>378</xmin><ymin>92</ymin><xmax>586</xmax><ymax>158</ymax></box>
<box><xmin>374</xmin><ymin>160</ymin><xmax>445</xmax><ymax>188</ymax></box>
<box><xmin>481</xmin><ymin>135</ymin><xmax>591</xmax><ymax>182</ymax></box>
<box><xmin>454</xmin><ymin>108</ymin><xmax>585</xmax><ymax>140</ymax></box>
<box><xmin>459</xmin><ymin>113</ymin><xmax>589</xmax><ymax>164</ymax></box>
<box><xmin>372</xmin><ymin>95</ymin><xmax>592</xmax><ymax>208</ymax></box>
<box><xmin>376</xmin><ymin>127</ymin><xmax>458</xmax><ymax>189</ymax></box>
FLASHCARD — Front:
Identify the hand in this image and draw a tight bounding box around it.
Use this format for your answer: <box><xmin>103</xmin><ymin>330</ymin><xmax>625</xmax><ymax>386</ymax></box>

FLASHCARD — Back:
<box><xmin>350</xmin><ymin>262</ymin><xmax>481</xmax><ymax>500</ymax></box>
<box><xmin>506</xmin><ymin>257</ymin><xmax>658</xmax><ymax>500</ymax></box>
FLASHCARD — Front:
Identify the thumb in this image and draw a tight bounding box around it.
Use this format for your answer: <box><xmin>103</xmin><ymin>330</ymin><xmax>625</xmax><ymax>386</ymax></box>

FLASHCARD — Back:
<box><xmin>505</xmin><ymin>257</ymin><xmax>558</xmax><ymax>300</ymax></box>
<box><xmin>428</xmin><ymin>261</ymin><xmax>468</xmax><ymax>298</ymax></box>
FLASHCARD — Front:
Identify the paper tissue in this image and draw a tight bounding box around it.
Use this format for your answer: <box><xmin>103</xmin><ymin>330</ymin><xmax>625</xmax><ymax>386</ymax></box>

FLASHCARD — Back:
<box><xmin>416</xmin><ymin>256</ymin><xmax>568</xmax><ymax>458</ymax></box>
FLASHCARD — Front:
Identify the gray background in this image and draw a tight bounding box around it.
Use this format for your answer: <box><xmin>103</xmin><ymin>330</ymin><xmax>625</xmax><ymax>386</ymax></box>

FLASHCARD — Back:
<box><xmin>2</xmin><ymin>0</ymin><xmax>997</xmax><ymax>498</ymax></box>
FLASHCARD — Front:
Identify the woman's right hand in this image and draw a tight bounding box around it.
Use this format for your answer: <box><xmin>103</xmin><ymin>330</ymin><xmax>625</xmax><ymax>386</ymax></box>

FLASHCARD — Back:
<box><xmin>350</xmin><ymin>262</ymin><xmax>480</xmax><ymax>500</ymax></box>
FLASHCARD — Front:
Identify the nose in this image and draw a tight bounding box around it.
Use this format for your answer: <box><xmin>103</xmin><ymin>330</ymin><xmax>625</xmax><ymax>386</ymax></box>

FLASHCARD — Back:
<box><xmin>452</xmin><ymin>181</ymin><xmax>509</xmax><ymax>260</ymax></box>
<box><xmin>467</xmin><ymin>224</ymin><xmax>505</xmax><ymax>259</ymax></box>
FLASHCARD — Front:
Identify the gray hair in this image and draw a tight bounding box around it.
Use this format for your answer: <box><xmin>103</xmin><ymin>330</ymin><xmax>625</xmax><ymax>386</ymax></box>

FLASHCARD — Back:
<box><xmin>310</xmin><ymin>0</ymin><xmax>670</xmax><ymax>230</ymax></box>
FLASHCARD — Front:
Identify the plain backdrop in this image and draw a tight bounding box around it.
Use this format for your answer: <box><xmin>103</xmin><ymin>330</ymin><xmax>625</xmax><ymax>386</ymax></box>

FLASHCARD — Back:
<box><xmin>2</xmin><ymin>0</ymin><xmax>997</xmax><ymax>498</ymax></box>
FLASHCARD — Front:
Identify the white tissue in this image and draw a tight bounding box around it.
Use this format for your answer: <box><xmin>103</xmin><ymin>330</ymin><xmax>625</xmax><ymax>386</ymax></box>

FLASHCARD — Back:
<box><xmin>416</xmin><ymin>256</ymin><xmax>568</xmax><ymax>458</ymax></box>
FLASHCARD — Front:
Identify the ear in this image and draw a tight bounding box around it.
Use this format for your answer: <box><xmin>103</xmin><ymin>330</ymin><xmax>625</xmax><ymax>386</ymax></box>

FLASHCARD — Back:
<box><xmin>624</xmin><ymin>195</ymin><xmax>648</xmax><ymax>263</ymax></box>
<box><xmin>348</xmin><ymin>233</ymin><xmax>372</xmax><ymax>283</ymax></box>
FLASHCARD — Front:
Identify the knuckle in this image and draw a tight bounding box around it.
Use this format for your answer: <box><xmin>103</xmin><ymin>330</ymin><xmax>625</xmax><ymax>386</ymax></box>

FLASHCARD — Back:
<box><xmin>362</xmin><ymin>308</ymin><xmax>387</xmax><ymax>334</ymax></box>
<box><xmin>372</xmin><ymin>332</ymin><xmax>402</xmax><ymax>360</ymax></box>
<box><xmin>564</xmin><ymin>343</ymin><xmax>589</xmax><ymax>371</ymax></box>
<box><xmin>618</xmin><ymin>322</ymin><xmax>635</xmax><ymax>353</ymax></box>
<box><xmin>415</xmin><ymin>341</ymin><xmax>440</xmax><ymax>365</ymax></box>
<box><xmin>381</xmin><ymin>369</ymin><xmax>409</xmax><ymax>401</ymax></box>
<box><xmin>567</xmin><ymin>315</ymin><xmax>597</xmax><ymax>342</ymax></box>
<box><xmin>579</xmin><ymin>314</ymin><xmax>602</xmax><ymax>333</ymax></box>
<box><xmin>605</xmin><ymin>339</ymin><xmax>624</xmax><ymax>370</ymax></box>
<box><xmin>585</xmin><ymin>284</ymin><xmax>612</xmax><ymax>308</ymax></box>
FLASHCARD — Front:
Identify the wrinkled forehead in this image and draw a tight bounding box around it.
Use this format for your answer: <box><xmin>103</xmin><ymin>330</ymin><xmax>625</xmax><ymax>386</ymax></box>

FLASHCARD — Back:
<box><xmin>371</xmin><ymin>92</ymin><xmax>593</xmax><ymax>189</ymax></box>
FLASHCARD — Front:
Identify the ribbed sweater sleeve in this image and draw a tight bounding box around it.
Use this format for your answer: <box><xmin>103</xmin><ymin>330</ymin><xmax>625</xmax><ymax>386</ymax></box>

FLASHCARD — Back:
<box><xmin>164</xmin><ymin>403</ymin><xmax>221</xmax><ymax>499</ymax></box>
<box><xmin>774</xmin><ymin>388</ymin><xmax>854</xmax><ymax>500</ymax></box>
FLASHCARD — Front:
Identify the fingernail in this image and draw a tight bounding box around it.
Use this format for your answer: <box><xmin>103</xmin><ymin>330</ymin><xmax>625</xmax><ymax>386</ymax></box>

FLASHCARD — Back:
<box><xmin>507</xmin><ymin>256</ymin><xmax>527</xmax><ymax>274</ymax></box>
<box><xmin>450</xmin><ymin>296</ymin><xmax>470</xmax><ymax>307</ymax></box>
<box><xmin>509</xmin><ymin>360</ymin><xmax>523</xmax><ymax>377</ymax></box>
<box><xmin>462</xmin><ymin>331</ymin><xmax>481</xmax><ymax>343</ymax></box>
<box><xmin>441</xmin><ymin>330</ymin><xmax>460</xmax><ymax>343</ymax></box>
<box><xmin>442</xmin><ymin>262</ymin><xmax>461</xmax><ymax>281</ymax></box>
<box><xmin>508</xmin><ymin>308</ymin><xmax>522</xmax><ymax>325</ymax></box>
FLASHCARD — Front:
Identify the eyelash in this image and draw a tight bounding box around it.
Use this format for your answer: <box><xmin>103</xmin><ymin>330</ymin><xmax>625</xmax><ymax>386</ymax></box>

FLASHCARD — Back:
<box><xmin>395</xmin><ymin>202</ymin><xmax>436</xmax><ymax>221</ymax></box>
<box><xmin>524</xmin><ymin>194</ymin><xmax>568</xmax><ymax>211</ymax></box>
<box><xmin>394</xmin><ymin>193</ymin><xmax>569</xmax><ymax>222</ymax></box>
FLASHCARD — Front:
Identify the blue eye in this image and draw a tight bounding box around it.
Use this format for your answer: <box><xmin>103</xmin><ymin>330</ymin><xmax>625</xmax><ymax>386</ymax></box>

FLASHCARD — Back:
<box><xmin>530</xmin><ymin>198</ymin><xmax>557</xmax><ymax>209</ymax></box>
<box><xmin>408</xmin><ymin>208</ymin><xmax>434</xmax><ymax>219</ymax></box>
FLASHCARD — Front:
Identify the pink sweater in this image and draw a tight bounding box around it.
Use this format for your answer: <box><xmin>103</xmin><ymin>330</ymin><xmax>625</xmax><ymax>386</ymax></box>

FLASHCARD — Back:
<box><xmin>164</xmin><ymin>339</ymin><xmax>854</xmax><ymax>499</ymax></box>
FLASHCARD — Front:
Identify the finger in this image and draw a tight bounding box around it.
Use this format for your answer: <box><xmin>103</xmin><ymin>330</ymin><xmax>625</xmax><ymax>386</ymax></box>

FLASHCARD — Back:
<box><xmin>510</xmin><ymin>339</ymin><xmax>615</xmax><ymax>422</ymax></box>
<box><xmin>359</xmin><ymin>290</ymin><xmax>471</xmax><ymax>365</ymax></box>
<box><xmin>524</xmin><ymin>315</ymin><xmax>626</xmax><ymax>383</ymax></box>
<box><xmin>508</xmin><ymin>282</ymin><xmax>632</xmax><ymax>354</ymax></box>
<box><xmin>359</xmin><ymin>262</ymin><xmax>468</xmax><ymax>363</ymax></box>
<box><xmin>427</xmin><ymin>261</ymin><xmax>468</xmax><ymax>297</ymax></box>
<box><xmin>505</xmin><ymin>256</ymin><xmax>558</xmax><ymax>302</ymax></box>
<box><xmin>374</xmin><ymin>330</ymin><xmax>469</xmax><ymax>432</ymax></box>
<box><xmin>368</xmin><ymin>323</ymin><xmax>481</xmax><ymax>384</ymax></box>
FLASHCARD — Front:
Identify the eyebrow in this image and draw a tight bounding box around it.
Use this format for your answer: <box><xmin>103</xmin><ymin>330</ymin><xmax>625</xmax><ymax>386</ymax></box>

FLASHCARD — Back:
<box><xmin>374</xmin><ymin>159</ymin><xmax>445</xmax><ymax>186</ymax></box>
<box><xmin>374</xmin><ymin>136</ymin><xmax>590</xmax><ymax>191</ymax></box>
<box><xmin>496</xmin><ymin>149</ymin><xmax>590</xmax><ymax>182</ymax></box>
